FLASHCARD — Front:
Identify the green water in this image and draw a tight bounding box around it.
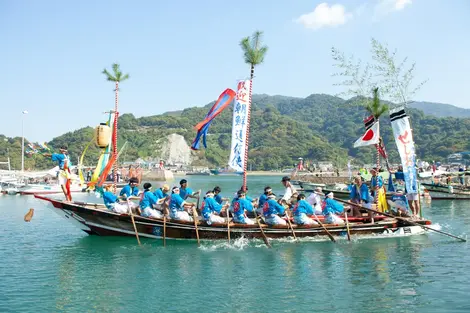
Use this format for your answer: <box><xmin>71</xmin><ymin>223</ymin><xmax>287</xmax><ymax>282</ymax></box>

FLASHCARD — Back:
<box><xmin>1</xmin><ymin>175</ymin><xmax>469</xmax><ymax>313</ymax></box>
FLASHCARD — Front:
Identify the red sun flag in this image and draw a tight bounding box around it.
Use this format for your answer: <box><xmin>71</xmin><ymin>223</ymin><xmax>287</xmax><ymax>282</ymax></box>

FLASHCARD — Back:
<box><xmin>354</xmin><ymin>121</ymin><xmax>380</xmax><ymax>147</ymax></box>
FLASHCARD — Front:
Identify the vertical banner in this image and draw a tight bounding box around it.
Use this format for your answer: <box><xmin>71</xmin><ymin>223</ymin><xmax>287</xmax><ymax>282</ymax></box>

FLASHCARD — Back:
<box><xmin>228</xmin><ymin>80</ymin><xmax>251</xmax><ymax>172</ymax></box>
<box><xmin>390</xmin><ymin>106</ymin><xmax>418</xmax><ymax>194</ymax></box>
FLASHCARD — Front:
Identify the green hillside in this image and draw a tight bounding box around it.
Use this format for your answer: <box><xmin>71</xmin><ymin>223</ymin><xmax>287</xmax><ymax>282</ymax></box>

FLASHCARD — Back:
<box><xmin>2</xmin><ymin>94</ymin><xmax>470</xmax><ymax>171</ymax></box>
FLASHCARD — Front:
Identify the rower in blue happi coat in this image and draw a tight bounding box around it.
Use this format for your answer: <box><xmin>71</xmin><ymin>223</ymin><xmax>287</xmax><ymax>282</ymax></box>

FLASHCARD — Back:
<box><xmin>139</xmin><ymin>183</ymin><xmax>163</xmax><ymax>219</ymax></box>
<box><xmin>323</xmin><ymin>192</ymin><xmax>345</xmax><ymax>224</ymax></box>
<box><xmin>179</xmin><ymin>179</ymin><xmax>199</xmax><ymax>200</ymax></box>
<box><xmin>202</xmin><ymin>190</ymin><xmax>230</xmax><ymax>225</ymax></box>
<box><xmin>232</xmin><ymin>190</ymin><xmax>255</xmax><ymax>224</ymax></box>
<box><xmin>169</xmin><ymin>186</ymin><xmax>195</xmax><ymax>222</ymax></box>
<box><xmin>292</xmin><ymin>194</ymin><xmax>318</xmax><ymax>225</ymax></box>
<box><xmin>263</xmin><ymin>194</ymin><xmax>287</xmax><ymax>226</ymax></box>
<box><xmin>230</xmin><ymin>186</ymin><xmax>255</xmax><ymax>212</ymax></box>
<box><xmin>120</xmin><ymin>177</ymin><xmax>140</xmax><ymax>198</ymax></box>
<box><xmin>256</xmin><ymin>186</ymin><xmax>273</xmax><ymax>215</ymax></box>
<box><xmin>102</xmin><ymin>184</ymin><xmax>130</xmax><ymax>214</ymax></box>
<box><xmin>213</xmin><ymin>186</ymin><xmax>229</xmax><ymax>205</ymax></box>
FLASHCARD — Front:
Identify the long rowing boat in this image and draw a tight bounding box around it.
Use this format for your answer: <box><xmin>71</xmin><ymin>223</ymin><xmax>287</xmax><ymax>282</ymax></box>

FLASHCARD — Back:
<box><xmin>35</xmin><ymin>195</ymin><xmax>431</xmax><ymax>242</ymax></box>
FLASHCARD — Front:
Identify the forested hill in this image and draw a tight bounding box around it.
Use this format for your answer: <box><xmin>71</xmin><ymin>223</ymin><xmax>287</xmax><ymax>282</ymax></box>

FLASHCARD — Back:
<box><xmin>409</xmin><ymin>101</ymin><xmax>470</xmax><ymax>118</ymax></box>
<box><xmin>1</xmin><ymin>94</ymin><xmax>470</xmax><ymax>170</ymax></box>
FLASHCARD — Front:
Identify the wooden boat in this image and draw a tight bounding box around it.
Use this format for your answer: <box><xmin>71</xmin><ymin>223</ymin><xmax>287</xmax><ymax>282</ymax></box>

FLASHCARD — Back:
<box><xmin>427</xmin><ymin>189</ymin><xmax>470</xmax><ymax>200</ymax></box>
<box><xmin>35</xmin><ymin>195</ymin><xmax>431</xmax><ymax>241</ymax></box>
<box><xmin>421</xmin><ymin>182</ymin><xmax>470</xmax><ymax>193</ymax></box>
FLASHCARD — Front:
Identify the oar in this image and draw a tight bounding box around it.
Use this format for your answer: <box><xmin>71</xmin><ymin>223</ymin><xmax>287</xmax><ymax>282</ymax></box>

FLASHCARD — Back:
<box><xmin>253</xmin><ymin>209</ymin><xmax>272</xmax><ymax>248</ymax></box>
<box><xmin>225</xmin><ymin>202</ymin><xmax>231</xmax><ymax>243</ymax></box>
<box><xmin>163</xmin><ymin>216</ymin><xmax>167</xmax><ymax>247</ymax></box>
<box><xmin>127</xmin><ymin>199</ymin><xmax>141</xmax><ymax>245</ymax></box>
<box><xmin>196</xmin><ymin>189</ymin><xmax>201</xmax><ymax>211</ymax></box>
<box><xmin>24</xmin><ymin>208</ymin><xmax>34</xmax><ymax>222</ymax></box>
<box><xmin>284</xmin><ymin>206</ymin><xmax>297</xmax><ymax>241</ymax></box>
<box><xmin>192</xmin><ymin>205</ymin><xmax>200</xmax><ymax>246</ymax></box>
<box><xmin>344</xmin><ymin>211</ymin><xmax>351</xmax><ymax>241</ymax></box>
<box><xmin>313</xmin><ymin>213</ymin><xmax>336</xmax><ymax>242</ymax></box>
<box><xmin>334</xmin><ymin>197</ymin><xmax>467</xmax><ymax>242</ymax></box>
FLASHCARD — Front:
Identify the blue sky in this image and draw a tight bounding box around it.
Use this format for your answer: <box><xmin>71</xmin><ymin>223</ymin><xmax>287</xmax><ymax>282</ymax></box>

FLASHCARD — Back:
<box><xmin>1</xmin><ymin>0</ymin><xmax>469</xmax><ymax>142</ymax></box>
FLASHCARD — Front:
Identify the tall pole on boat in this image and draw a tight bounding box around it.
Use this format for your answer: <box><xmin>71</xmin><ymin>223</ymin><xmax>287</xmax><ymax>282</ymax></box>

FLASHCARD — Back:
<box><xmin>239</xmin><ymin>31</ymin><xmax>268</xmax><ymax>191</ymax></box>
<box><xmin>21</xmin><ymin>110</ymin><xmax>28</xmax><ymax>173</ymax></box>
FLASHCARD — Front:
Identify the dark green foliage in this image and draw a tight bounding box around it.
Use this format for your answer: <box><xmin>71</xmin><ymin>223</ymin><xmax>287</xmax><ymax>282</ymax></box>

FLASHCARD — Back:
<box><xmin>2</xmin><ymin>94</ymin><xmax>469</xmax><ymax>171</ymax></box>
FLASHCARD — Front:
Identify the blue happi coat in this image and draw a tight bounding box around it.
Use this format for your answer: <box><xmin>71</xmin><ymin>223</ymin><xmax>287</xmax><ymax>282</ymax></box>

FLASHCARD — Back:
<box><xmin>263</xmin><ymin>199</ymin><xmax>285</xmax><ymax>217</ymax></box>
<box><xmin>202</xmin><ymin>197</ymin><xmax>223</xmax><ymax>219</ymax></box>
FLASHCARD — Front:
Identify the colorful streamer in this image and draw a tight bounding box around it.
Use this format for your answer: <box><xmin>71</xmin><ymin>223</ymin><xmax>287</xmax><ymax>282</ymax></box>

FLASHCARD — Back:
<box><xmin>191</xmin><ymin>88</ymin><xmax>236</xmax><ymax>150</ymax></box>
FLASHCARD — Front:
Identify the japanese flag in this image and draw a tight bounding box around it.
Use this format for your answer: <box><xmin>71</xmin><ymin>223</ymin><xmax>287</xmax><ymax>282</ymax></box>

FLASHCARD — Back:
<box><xmin>353</xmin><ymin>121</ymin><xmax>380</xmax><ymax>147</ymax></box>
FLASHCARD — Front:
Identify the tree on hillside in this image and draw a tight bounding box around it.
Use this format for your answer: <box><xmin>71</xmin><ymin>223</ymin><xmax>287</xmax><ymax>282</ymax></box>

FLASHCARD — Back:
<box><xmin>102</xmin><ymin>63</ymin><xmax>130</xmax><ymax>190</ymax></box>
<box><xmin>239</xmin><ymin>30</ymin><xmax>268</xmax><ymax>191</ymax></box>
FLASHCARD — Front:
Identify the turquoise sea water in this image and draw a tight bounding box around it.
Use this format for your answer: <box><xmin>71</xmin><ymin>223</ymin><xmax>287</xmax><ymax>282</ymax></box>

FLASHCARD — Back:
<box><xmin>1</xmin><ymin>175</ymin><xmax>469</xmax><ymax>313</ymax></box>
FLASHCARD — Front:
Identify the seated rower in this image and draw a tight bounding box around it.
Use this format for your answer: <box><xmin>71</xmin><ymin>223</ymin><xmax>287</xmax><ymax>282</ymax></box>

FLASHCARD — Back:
<box><xmin>387</xmin><ymin>190</ymin><xmax>411</xmax><ymax>217</ymax></box>
<box><xmin>263</xmin><ymin>194</ymin><xmax>287</xmax><ymax>226</ymax></box>
<box><xmin>213</xmin><ymin>186</ymin><xmax>229</xmax><ymax>205</ymax></box>
<box><xmin>119</xmin><ymin>177</ymin><xmax>140</xmax><ymax>210</ymax></box>
<box><xmin>257</xmin><ymin>186</ymin><xmax>273</xmax><ymax>214</ymax></box>
<box><xmin>169</xmin><ymin>186</ymin><xmax>195</xmax><ymax>222</ymax></box>
<box><xmin>230</xmin><ymin>187</ymin><xmax>256</xmax><ymax>213</ymax></box>
<box><xmin>103</xmin><ymin>184</ymin><xmax>131</xmax><ymax>214</ymax></box>
<box><xmin>323</xmin><ymin>192</ymin><xmax>345</xmax><ymax>224</ymax></box>
<box><xmin>306</xmin><ymin>187</ymin><xmax>324</xmax><ymax>215</ymax></box>
<box><xmin>140</xmin><ymin>183</ymin><xmax>163</xmax><ymax>219</ymax></box>
<box><xmin>293</xmin><ymin>194</ymin><xmax>318</xmax><ymax>225</ymax></box>
<box><xmin>202</xmin><ymin>190</ymin><xmax>230</xmax><ymax>225</ymax></box>
<box><xmin>232</xmin><ymin>190</ymin><xmax>255</xmax><ymax>224</ymax></box>
<box><xmin>154</xmin><ymin>184</ymin><xmax>170</xmax><ymax>212</ymax></box>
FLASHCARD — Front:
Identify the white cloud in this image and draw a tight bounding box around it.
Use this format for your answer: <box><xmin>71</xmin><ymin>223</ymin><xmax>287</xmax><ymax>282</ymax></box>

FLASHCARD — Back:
<box><xmin>374</xmin><ymin>0</ymin><xmax>412</xmax><ymax>18</ymax></box>
<box><xmin>295</xmin><ymin>3</ymin><xmax>353</xmax><ymax>31</ymax></box>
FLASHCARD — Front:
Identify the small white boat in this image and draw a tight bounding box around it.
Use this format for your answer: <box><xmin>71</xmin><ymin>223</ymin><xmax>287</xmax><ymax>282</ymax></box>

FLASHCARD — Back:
<box><xmin>19</xmin><ymin>183</ymin><xmax>84</xmax><ymax>195</ymax></box>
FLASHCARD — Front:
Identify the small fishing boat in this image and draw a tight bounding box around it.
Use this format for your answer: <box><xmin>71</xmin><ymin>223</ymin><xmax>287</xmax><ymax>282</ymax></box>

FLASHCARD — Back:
<box><xmin>426</xmin><ymin>189</ymin><xmax>470</xmax><ymax>200</ymax></box>
<box><xmin>35</xmin><ymin>195</ymin><xmax>431</xmax><ymax>241</ymax></box>
<box><xmin>19</xmin><ymin>182</ymin><xmax>85</xmax><ymax>195</ymax></box>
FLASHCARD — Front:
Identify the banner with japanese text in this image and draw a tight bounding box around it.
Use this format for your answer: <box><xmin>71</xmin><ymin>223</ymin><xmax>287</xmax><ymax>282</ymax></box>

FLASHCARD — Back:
<box><xmin>228</xmin><ymin>80</ymin><xmax>251</xmax><ymax>172</ymax></box>
<box><xmin>390</xmin><ymin>106</ymin><xmax>419</xmax><ymax>194</ymax></box>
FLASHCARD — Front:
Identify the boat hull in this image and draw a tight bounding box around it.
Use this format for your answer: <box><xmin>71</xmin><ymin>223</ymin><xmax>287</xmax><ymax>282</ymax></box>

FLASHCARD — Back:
<box><xmin>427</xmin><ymin>190</ymin><xmax>470</xmax><ymax>200</ymax></box>
<box><xmin>35</xmin><ymin>195</ymin><xmax>430</xmax><ymax>242</ymax></box>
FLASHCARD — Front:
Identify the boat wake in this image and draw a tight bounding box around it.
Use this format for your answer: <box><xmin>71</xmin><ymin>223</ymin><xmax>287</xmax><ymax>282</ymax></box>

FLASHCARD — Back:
<box><xmin>199</xmin><ymin>236</ymin><xmax>251</xmax><ymax>251</ymax></box>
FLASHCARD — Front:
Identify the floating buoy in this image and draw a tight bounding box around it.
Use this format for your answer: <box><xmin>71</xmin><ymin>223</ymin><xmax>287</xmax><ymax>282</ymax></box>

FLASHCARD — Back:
<box><xmin>95</xmin><ymin>123</ymin><xmax>111</xmax><ymax>148</ymax></box>
<box><xmin>24</xmin><ymin>208</ymin><xmax>34</xmax><ymax>222</ymax></box>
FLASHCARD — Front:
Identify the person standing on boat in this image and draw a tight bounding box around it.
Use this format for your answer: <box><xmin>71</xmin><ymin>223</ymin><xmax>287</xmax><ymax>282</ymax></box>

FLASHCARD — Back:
<box><xmin>370</xmin><ymin>168</ymin><xmax>387</xmax><ymax>213</ymax></box>
<box><xmin>44</xmin><ymin>145</ymin><xmax>72</xmax><ymax>201</ymax></box>
<box><xmin>306</xmin><ymin>187</ymin><xmax>324</xmax><ymax>215</ymax></box>
<box><xmin>293</xmin><ymin>194</ymin><xmax>318</xmax><ymax>225</ymax></box>
<box><xmin>103</xmin><ymin>184</ymin><xmax>130</xmax><ymax>214</ymax></box>
<box><xmin>232</xmin><ymin>190</ymin><xmax>255</xmax><ymax>224</ymax></box>
<box><xmin>323</xmin><ymin>192</ymin><xmax>345</xmax><ymax>224</ymax></box>
<box><xmin>263</xmin><ymin>194</ymin><xmax>287</xmax><ymax>226</ymax></box>
<box><xmin>349</xmin><ymin>176</ymin><xmax>370</xmax><ymax>217</ymax></box>
<box><xmin>169</xmin><ymin>186</ymin><xmax>195</xmax><ymax>222</ymax></box>
<box><xmin>257</xmin><ymin>186</ymin><xmax>273</xmax><ymax>215</ymax></box>
<box><xmin>280</xmin><ymin>176</ymin><xmax>297</xmax><ymax>204</ymax></box>
<box><xmin>202</xmin><ymin>190</ymin><xmax>229</xmax><ymax>225</ymax></box>
<box><xmin>213</xmin><ymin>186</ymin><xmax>229</xmax><ymax>205</ymax></box>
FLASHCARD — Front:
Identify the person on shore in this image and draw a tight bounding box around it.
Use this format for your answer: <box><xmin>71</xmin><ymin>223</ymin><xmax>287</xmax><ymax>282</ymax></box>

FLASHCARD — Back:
<box><xmin>202</xmin><ymin>190</ymin><xmax>229</xmax><ymax>225</ymax></box>
<box><xmin>349</xmin><ymin>176</ymin><xmax>370</xmax><ymax>217</ymax></box>
<box><xmin>179</xmin><ymin>179</ymin><xmax>199</xmax><ymax>200</ymax></box>
<box><xmin>306</xmin><ymin>187</ymin><xmax>324</xmax><ymax>215</ymax></box>
<box><xmin>213</xmin><ymin>186</ymin><xmax>229</xmax><ymax>205</ymax></box>
<box><xmin>293</xmin><ymin>194</ymin><xmax>318</xmax><ymax>225</ymax></box>
<box><xmin>169</xmin><ymin>186</ymin><xmax>195</xmax><ymax>222</ymax></box>
<box><xmin>263</xmin><ymin>194</ymin><xmax>287</xmax><ymax>226</ymax></box>
<box><xmin>139</xmin><ymin>183</ymin><xmax>163</xmax><ymax>219</ymax></box>
<box><xmin>232</xmin><ymin>190</ymin><xmax>255</xmax><ymax>224</ymax></box>
<box><xmin>257</xmin><ymin>186</ymin><xmax>273</xmax><ymax>215</ymax></box>
<box><xmin>281</xmin><ymin>176</ymin><xmax>297</xmax><ymax>204</ymax></box>
<box><xmin>103</xmin><ymin>184</ymin><xmax>131</xmax><ymax>214</ymax></box>
<box><xmin>323</xmin><ymin>192</ymin><xmax>345</xmax><ymax>224</ymax></box>
<box><xmin>44</xmin><ymin>145</ymin><xmax>72</xmax><ymax>201</ymax></box>
<box><xmin>120</xmin><ymin>177</ymin><xmax>139</xmax><ymax>199</ymax></box>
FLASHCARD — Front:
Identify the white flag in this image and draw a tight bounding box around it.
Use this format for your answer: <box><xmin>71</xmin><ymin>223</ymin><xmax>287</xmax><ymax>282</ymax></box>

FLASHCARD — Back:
<box><xmin>353</xmin><ymin>121</ymin><xmax>380</xmax><ymax>148</ymax></box>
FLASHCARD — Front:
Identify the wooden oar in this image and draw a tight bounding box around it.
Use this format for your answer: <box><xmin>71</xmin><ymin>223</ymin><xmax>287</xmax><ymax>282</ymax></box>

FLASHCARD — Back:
<box><xmin>253</xmin><ymin>210</ymin><xmax>272</xmax><ymax>248</ymax></box>
<box><xmin>284</xmin><ymin>207</ymin><xmax>297</xmax><ymax>241</ymax></box>
<box><xmin>127</xmin><ymin>199</ymin><xmax>141</xmax><ymax>245</ymax></box>
<box><xmin>24</xmin><ymin>208</ymin><xmax>34</xmax><ymax>222</ymax></box>
<box><xmin>163</xmin><ymin>215</ymin><xmax>167</xmax><ymax>247</ymax></box>
<box><xmin>192</xmin><ymin>206</ymin><xmax>200</xmax><ymax>246</ymax></box>
<box><xmin>226</xmin><ymin>207</ymin><xmax>231</xmax><ymax>243</ymax></box>
<box><xmin>344</xmin><ymin>211</ymin><xmax>351</xmax><ymax>241</ymax></box>
<box><xmin>335</xmin><ymin>197</ymin><xmax>467</xmax><ymax>242</ymax></box>
<box><xmin>313</xmin><ymin>213</ymin><xmax>336</xmax><ymax>242</ymax></box>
